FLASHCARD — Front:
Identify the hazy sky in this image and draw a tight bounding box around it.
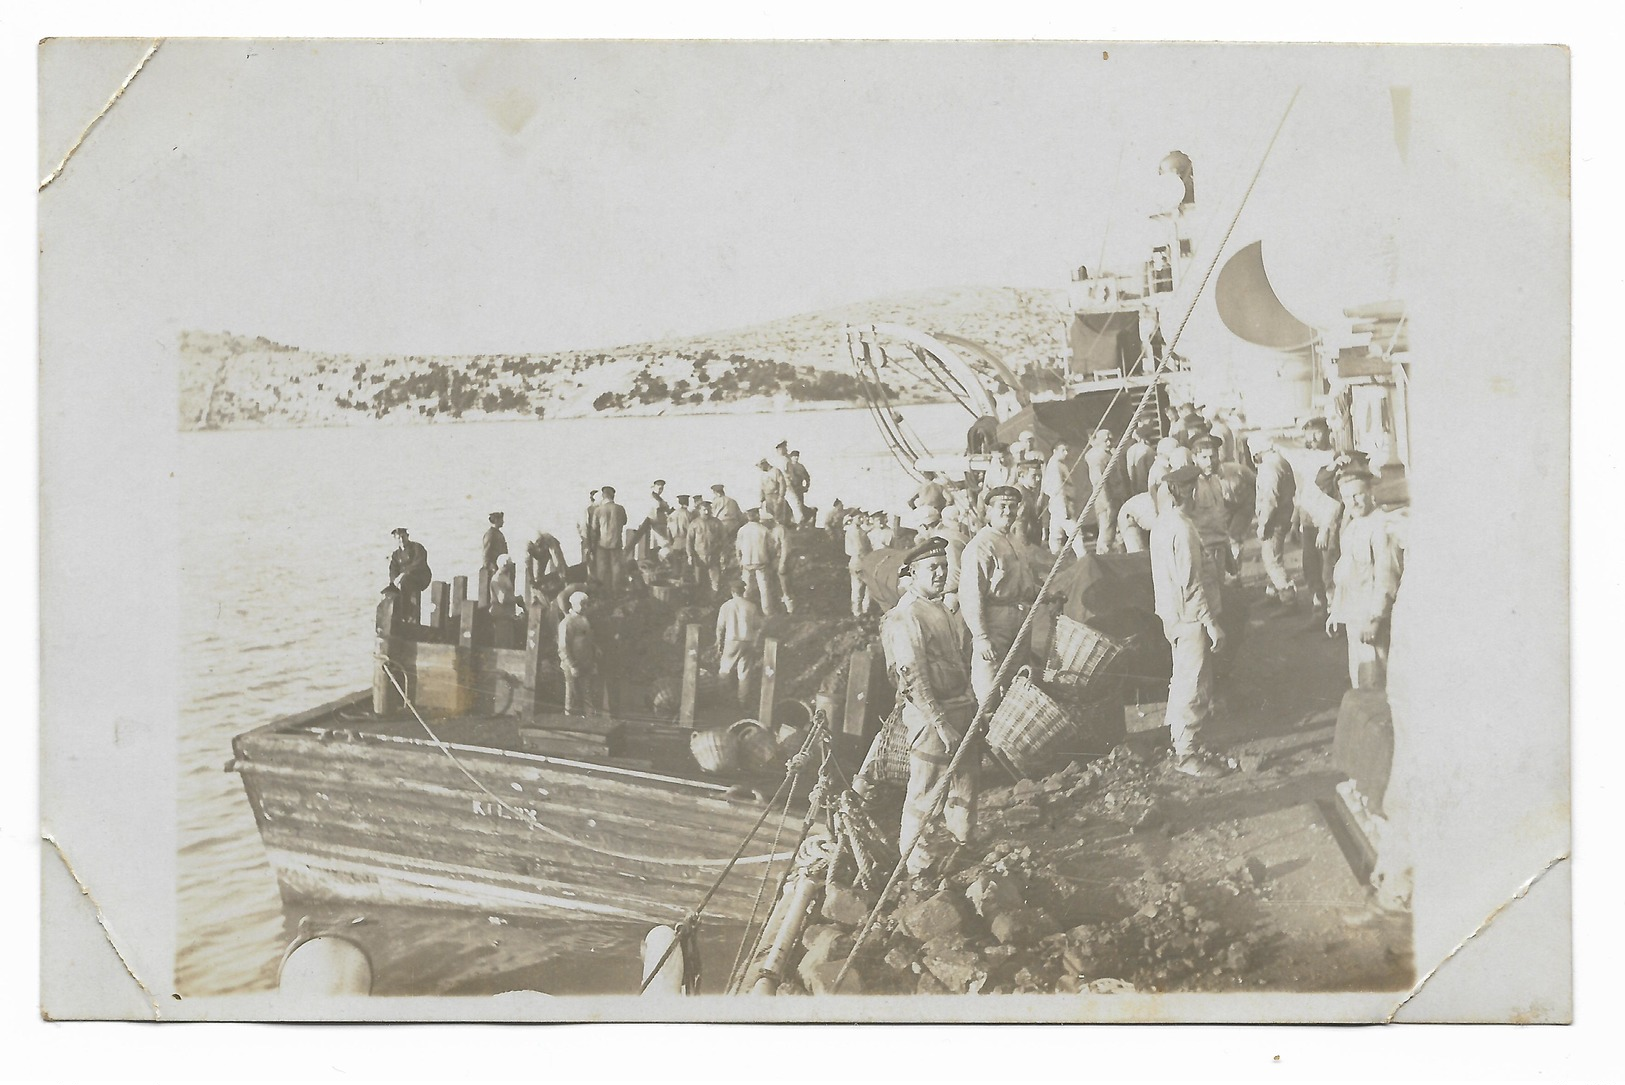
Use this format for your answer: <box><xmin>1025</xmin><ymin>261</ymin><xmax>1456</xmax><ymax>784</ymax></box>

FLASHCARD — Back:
<box><xmin>41</xmin><ymin>41</ymin><xmax>1472</xmax><ymax>355</ymax></box>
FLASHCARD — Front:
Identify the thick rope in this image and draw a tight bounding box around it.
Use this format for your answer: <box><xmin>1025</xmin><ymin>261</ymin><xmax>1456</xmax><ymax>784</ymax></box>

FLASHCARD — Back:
<box><xmin>829</xmin><ymin>87</ymin><xmax>1302</xmax><ymax>994</ymax></box>
<box><xmin>724</xmin><ymin>771</ymin><xmax>803</xmax><ymax>991</ymax></box>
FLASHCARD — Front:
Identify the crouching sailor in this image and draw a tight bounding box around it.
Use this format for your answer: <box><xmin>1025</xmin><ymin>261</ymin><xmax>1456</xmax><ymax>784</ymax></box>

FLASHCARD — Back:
<box><xmin>879</xmin><ymin>537</ymin><xmax>979</xmax><ymax>880</ymax></box>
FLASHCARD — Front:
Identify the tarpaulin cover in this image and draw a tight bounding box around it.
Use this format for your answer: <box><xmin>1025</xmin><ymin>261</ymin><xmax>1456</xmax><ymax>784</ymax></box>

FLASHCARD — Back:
<box><xmin>1068</xmin><ymin>312</ymin><xmax>1144</xmax><ymax>374</ymax></box>
<box><xmin>996</xmin><ymin>384</ymin><xmax>1169</xmax><ymax>450</ymax></box>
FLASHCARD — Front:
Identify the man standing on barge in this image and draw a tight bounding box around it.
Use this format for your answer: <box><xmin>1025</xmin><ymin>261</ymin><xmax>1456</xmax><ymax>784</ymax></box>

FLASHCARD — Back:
<box><xmin>480</xmin><ymin>512</ymin><xmax>508</xmax><ymax>602</ymax></box>
<box><xmin>588</xmin><ymin>487</ymin><xmax>628</xmax><ymax>592</ymax></box>
<box><xmin>879</xmin><ymin>537</ymin><xmax>979</xmax><ymax>881</ymax></box>
<box><xmin>687</xmin><ymin>500</ymin><xmax>725</xmax><ymax>598</ymax></box>
<box><xmin>558</xmin><ymin>590</ymin><xmax>597</xmax><ymax>717</ymax></box>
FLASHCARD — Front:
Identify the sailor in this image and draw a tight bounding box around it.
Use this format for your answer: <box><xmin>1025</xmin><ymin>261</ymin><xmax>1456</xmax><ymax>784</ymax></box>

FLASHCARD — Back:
<box><xmin>710</xmin><ymin>484</ymin><xmax>746</xmax><ymax>544</ymax></box>
<box><xmin>764</xmin><ymin>508</ymin><xmax>795</xmax><ymax>614</ymax></box>
<box><xmin>488</xmin><ymin>554</ymin><xmax>522</xmax><ymax>622</ymax></box>
<box><xmin>1253</xmin><ymin>434</ymin><xmax>1299</xmax><ymax>603</ymax></box>
<box><xmin>557</xmin><ymin>590</ymin><xmax>597</xmax><ymax>717</ymax></box>
<box><xmin>587</xmin><ymin>487</ymin><xmax>628</xmax><ymax>591</ymax></box>
<box><xmin>867</xmin><ymin>514</ymin><xmax>896</xmax><ymax>554</ymax></box>
<box><xmin>525</xmin><ymin>530</ymin><xmax>569</xmax><ymax>606</ymax></box>
<box><xmin>1014</xmin><ymin>460</ymin><xmax>1046</xmax><ymax>549</ymax></box>
<box><xmin>1125</xmin><ymin>422</ymin><xmax>1159</xmax><ymax>496</ymax></box>
<box><xmin>1205</xmin><ymin>406</ymin><xmax>1239</xmax><ymax>464</ymax></box>
<box><xmin>843</xmin><ymin>507</ymin><xmax>874</xmax><ymax>617</ymax></box>
<box><xmin>910</xmin><ymin>470</ymin><xmax>949</xmax><ymax>513</ymax></box>
<box><xmin>1145</xmin><ymin>436</ymin><xmax>1192</xmax><ymax>495</ymax></box>
<box><xmin>665</xmin><ymin>496</ymin><xmax>693</xmax><ymax>578</ymax></box>
<box><xmin>1040</xmin><ymin>442</ymin><xmax>1077</xmax><ymax>553</ymax></box>
<box><xmin>686</xmin><ymin>500</ymin><xmax>725</xmax><ymax>598</ymax></box>
<box><xmin>1326</xmin><ymin>471</ymin><xmax>1404</xmax><ymax>690</ymax></box>
<box><xmin>930</xmin><ymin>503</ymin><xmax>972</xmax><ymax>615</ymax></box>
<box><xmin>1151</xmin><ymin>465</ymin><xmax>1229</xmax><ymax>777</ymax></box>
<box><xmin>714</xmin><ymin>580</ymin><xmax>766</xmax><ymax>708</ymax></box>
<box><xmin>627</xmin><ymin>479</ymin><xmax>673</xmax><ymax>554</ymax></box>
<box><xmin>959</xmin><ymin>485</ymin><xmax>1034</xmax><ymax>706</ymax></box>
<box><xmin>480</xmin><ymin>512</ymin><xmax>508</xmax><ymax>601</ymax></box>
<box><xmin>576</xmin><ymin>489</ymin><xmax>600</xmax><ymax>565</ymax></box>
<box><xmin>785</xmin><ymin>450</ymin><xmax>812</xmax><ymax>527</ymax></box>
<box><xmin>877</xmin><ymin>536</ymin><xmax>979</xmax><ymax>881</ymax></box>
<box><xmin>820</xmin><ymin>498</ymin><xmax>848</xmax><ymax>549</ymax></box>
<box><xmin>1189</xmin><ymin>434</ymin><xmax>1242</xmax><ymax>578</ymax></box>
<box><xmin>757</xmin><ymin>458</ymin><xmax>790</xmax><ymax>525</ymax></box>
<box><xmin>1296</xmin><ymin>417</ymin><xmax>1341</xmax><ymax>617</ymax></box>
<box><xmin>1083</xmin><ymin>427</ymin><xmax>1130</xmax><ymax>555</ymax></box>
<box><xmin>734</xmin><ymin>508</ymin><xmax>778</xmax><ymax>617</ymax></box>
<box><xmin>1115</xmin><ymin>488</ymin><xmax>1160</xmax><ymax>554</ymax></box>
<box><xmin>384</xmin><ymin>527</ymin><xmax>432</xmax><ymax>622</ymax></box>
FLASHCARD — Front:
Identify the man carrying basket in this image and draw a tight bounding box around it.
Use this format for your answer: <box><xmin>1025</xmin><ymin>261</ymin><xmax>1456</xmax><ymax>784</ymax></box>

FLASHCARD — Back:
<box><xmin>960</xmin><ymin>486</ymin><xmax>1035</xmax><ymax>706</ymax></box>
<box><xmin>877</xmin><ymin>537</ymin><xmax>980</xmax><ymax>881</ymax></box>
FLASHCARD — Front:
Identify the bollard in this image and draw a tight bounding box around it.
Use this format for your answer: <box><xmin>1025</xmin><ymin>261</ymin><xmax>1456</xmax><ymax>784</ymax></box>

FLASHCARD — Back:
<box><xmin>279</xmin><ymin>935</ymin><xmax>373</xmax><ymax>997</ymax></box>
<box><xmin>641</xmin><ymin>925</ymin><xmax>687</xmax><ymax>997</ymax></box>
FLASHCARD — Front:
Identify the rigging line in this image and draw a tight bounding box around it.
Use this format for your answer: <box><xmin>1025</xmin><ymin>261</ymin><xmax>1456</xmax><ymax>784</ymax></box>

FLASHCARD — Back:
<box><xmin>375</xmin><ymin>657</ymin><xmax>795</xmax><ymax>869</ymax></box>
<box><xmin>909</xmin><ymin>345</ymin><xmax>977</xmax><ymax>413</ymax></box>
<box><xmin>849</xmin><ymin>335</ymin><xmax>918</xmax><ymax>474</ymax></box>
<box><xmin>831</xmin><ymin>86</ymin><xmax>1303</xmax><ymax>994</ymax></box>
<box><xmin>859</xmin><ymin>344</ymin><xmax>927</xmax><ymax>473</ymax></box>
<box><xmin>868</xmin><ymin>347</ymin><xmax>923</xmax><ymax>460</ymax></box>
<box><xmin>638</xmin><ymin>726</ymin><xmax>823</xmax><ymax>993</ymax></box>
<box><xmin>724</xmin><ymin>780</ymin><xmax>808</xmax><ymax>993</ymax></box>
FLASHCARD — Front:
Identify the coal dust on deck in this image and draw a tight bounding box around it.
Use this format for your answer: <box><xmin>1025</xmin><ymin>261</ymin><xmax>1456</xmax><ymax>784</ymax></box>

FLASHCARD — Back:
<box><xmin>787</xmin><ymin>545</ymin><xmax>1412</xmax><ymax>998</ymax></box>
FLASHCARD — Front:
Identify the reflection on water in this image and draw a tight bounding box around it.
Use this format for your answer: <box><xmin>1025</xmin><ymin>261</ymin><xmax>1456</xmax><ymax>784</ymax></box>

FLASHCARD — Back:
<box><xmin>177</xmin><ymin>403</ymin><xmax>968</xmax><ymax>996</ymax></box>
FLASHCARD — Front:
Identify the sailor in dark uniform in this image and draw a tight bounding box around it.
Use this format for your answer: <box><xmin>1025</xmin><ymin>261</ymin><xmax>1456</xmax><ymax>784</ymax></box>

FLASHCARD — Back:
<box><xmin>385</xmin><ymin>527</ymin><xmax>431</xmax><ymax>622</ymax></box>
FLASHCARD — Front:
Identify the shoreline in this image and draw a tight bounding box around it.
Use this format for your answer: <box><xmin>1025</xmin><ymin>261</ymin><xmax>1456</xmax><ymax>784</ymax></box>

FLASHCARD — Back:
<box><xmin>178</xmin><ymin>393</ymin><xmax>963</xmax><ymax>434</ymax></box>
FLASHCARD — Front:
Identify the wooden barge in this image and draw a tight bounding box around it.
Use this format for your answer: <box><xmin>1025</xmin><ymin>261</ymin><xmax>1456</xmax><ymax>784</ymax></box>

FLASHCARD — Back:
<box><xmin>228</xmin><ymin>577</ymin><xmax>841</xmax><ymax>927</ymax></box>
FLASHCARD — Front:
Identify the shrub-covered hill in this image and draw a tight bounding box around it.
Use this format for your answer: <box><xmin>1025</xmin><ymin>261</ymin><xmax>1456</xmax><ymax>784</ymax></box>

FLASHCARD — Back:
<box><xmin>179</xmin><ymin>285</ymin><xmax>1068</xmax><ymax>430</ymax></box>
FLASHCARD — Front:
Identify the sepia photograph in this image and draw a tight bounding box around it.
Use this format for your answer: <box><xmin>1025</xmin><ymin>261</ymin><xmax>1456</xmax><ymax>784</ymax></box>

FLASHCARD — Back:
<box><xmin>37</xmin><ymin>35</ymin><xmax>1571</xmax><ymax>1026</ymax></box>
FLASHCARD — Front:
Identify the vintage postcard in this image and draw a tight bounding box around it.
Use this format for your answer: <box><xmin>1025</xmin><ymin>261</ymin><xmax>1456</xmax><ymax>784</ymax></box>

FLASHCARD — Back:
<box><xmin>39</xmin><ymin>38</ymin><xmax>1570</xmax><ymax>1023</ymax></box>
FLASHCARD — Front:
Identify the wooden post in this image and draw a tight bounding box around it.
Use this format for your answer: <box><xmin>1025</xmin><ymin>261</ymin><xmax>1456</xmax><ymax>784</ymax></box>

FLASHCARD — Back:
<box><xmin>842</xmin><ymin>647</ymin><xmax>875</xmax><ymax>737</ymax></box>
<box><xmin>456</xmin><ymin>595</ymin><xmax>478</xmax><ymax>716</ymax></box>
<box><xmin>757</xmin><ymin>637</ymin><xmax>779</xmax><ymax>731</ymax></box>
<box><xmin>428</xmin><ymin>580</ymin><xmax>451</xmax><ymax>637</ymax></box>
<box><xmin>679</xmin><ymin>624</ymin><xmax>701</xmax><ymax>728</ymax></box>
<box><xmin>477</xmin><ymin>567</ymin><xmax>492</xmax><ymax>610</ymax></box>
<box><xmin>451</xmin><ymin>576</ymin><xmax>469</xmax><ymax>621</ymax></box>
<box><xmin>372</xmin><ymin>595</ymin><xmax>398</xmax><ymax>715</ymax></box>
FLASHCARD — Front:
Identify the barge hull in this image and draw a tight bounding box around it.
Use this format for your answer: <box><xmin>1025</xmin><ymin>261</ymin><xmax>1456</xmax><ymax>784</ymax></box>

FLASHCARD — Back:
<box><xmin>231</xmin><ymin>693</ymin><xmax>798</xmax><ymax>925</ymax></box>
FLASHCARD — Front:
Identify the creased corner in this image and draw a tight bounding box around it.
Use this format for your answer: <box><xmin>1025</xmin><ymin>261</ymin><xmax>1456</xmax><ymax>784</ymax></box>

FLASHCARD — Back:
<box><xmin>42</xmin><ymin>832</ymin><xmax>161</xmax><ymax>1021</ymax></box>
<box><xmin>1384</xmin><ymin>852</ymin><xmax>1569</xmax><ymax>1024</ymax></box>
<box><xmin>38</xmin><ymin>38</ymin><xmax>163</xmax><ymax>192</ymax></box>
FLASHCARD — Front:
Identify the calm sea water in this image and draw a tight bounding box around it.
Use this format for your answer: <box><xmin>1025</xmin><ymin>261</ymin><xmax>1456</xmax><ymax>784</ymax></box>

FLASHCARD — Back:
<box><xmin>176</xmin><ymin>402</ymin><xmax>969</xmax><ymax>996</ymax></box>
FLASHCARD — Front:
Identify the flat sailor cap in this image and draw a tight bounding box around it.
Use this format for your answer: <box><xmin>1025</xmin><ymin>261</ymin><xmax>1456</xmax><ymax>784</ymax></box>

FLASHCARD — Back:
<box><xmin>1163</xmin><ymin>464</ymin><xmax>1201</xmax><ymax>487</ymax></box>
<box><xmin>902</xmin><ymin>536</ymin><xmax>949</xmax><ymax>567</ymax></box>
<box><xmin>986</xmin><ymin>485</ymin><xmax>1023</xmax><ymax>502</ymax></box>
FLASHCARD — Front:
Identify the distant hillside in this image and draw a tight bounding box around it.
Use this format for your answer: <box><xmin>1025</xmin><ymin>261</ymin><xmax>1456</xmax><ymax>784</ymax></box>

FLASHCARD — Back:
<box><xmin>178</xmin><ymin>286</ymin><xmax>1068</xmax><ymax>430</ymax></box>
